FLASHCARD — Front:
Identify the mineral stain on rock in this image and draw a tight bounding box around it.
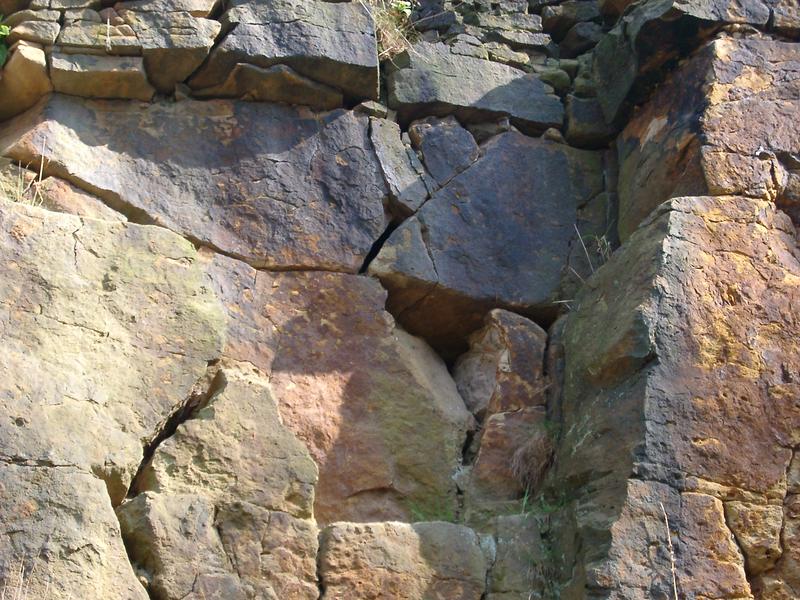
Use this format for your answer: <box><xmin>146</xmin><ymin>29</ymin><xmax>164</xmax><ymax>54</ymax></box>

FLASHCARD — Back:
<box><xmin>0</xmin><ymin>0</ymin><xmax>799</xmax><ymax>598</ymax></box>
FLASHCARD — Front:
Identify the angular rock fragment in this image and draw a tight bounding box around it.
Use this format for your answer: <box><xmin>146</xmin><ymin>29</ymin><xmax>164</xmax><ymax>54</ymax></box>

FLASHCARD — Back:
<box><xmin>617</xmin><ymin>36</ymin><xmax>800</xmax><ymax>239</ymax></box>
<box><xmin>206</xmin><ymin>256</ymin><xmax>475</xmax><ymax>524</ymax></box>
<box><xmin>408</xmin><ymin>116</ymin><xmax>480</xmax><ymax>187</ymax></box>
<box><xmin>370</xmin><ymin>132</ymin><xmax>602</xmax><ymax>355</ymax></box>
<box><xmin>386</xmin><ymin>42</ymin><xmax>564</xmax><ymax>134</ymax></box>
<box><xmin>593</xmin><ymin>0</ymin><xmax>771</xmax><ymax>123</ymax></box>
<box><xmin>319</xmin><ymin>521</ymin><xmax>490</xmax><ymax>599</ymax></box>
<box><xmin>7</xmin><ymin>19</ymin><xmax>60</xmax><ymax>45</ymax></box>
<box><xmin>189</xmin><ymin>0</ymin><xmax>379</xmax><ymax>101</ymax></box>
<box><xmin>723</xmin><ymin>501</ymin><xmax>783</xmax><ymax>575</ymax></box>
<box><xmin>56</xmin><ymin>19</ymin><xmax>141</xmax><ymax>55</ymax></box>
<box><xmin>0</xmin><ymin>94</ymin><xmax>389</xmax><ymax>272</ymax></box>
<box><xmin>486</xmin><ymin>514</ymin><xmax>545</xmax><ymax>599</ymax></box>
<box><xmin>565</xmin><ymin>94</ymin><xmax>616</xmax><ymax>149</ymax></box>
<box><xmin>50</xmin><ymin>53</ymin><xmax>156</xmax><ymax>100</ymax></box>
<box><xmin>117</xmin><ymin>368</ymin><xmax>320</xmax><ymax>600</ymax></box>
<box><xmin>454</xmin><ymin>309</ymin><xmax>548</xmax><ymax>421</ymax></box>
<box><xmin>549</xmin><ymin>196</ymin><xmax>800</xmax><ymax>597</ymax></box>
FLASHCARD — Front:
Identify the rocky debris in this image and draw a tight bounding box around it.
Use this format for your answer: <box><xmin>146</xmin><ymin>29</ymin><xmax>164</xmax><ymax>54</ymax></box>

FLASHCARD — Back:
<box><xmin>593</xmin><ymin>0</ymin><xmax>772</xmax><ymax>123</ymax></box>
<box><xmin>370</xmin><ymin>117</ymin><xmax>433</xmax><ymax>216</ymax></box>
<box><xmin>50</xmin><ymin>53</ymin><xmax>156</xmax><ymax>100</ymax></box>
<box><xmin>370</xmin><ymin>131</ymin><xmax>603</xmax><ymax>355</ymax></box>
<box><xmin>117</xmin><ymin>367</ymin><xmax>320</xmax><ymax>600</ymax></box>
<box><xmin>386</xmin><ymin>42</ymin><xmax>564</xmax><ymax>134</ymax></box>
<box><xmin>0</xmin><ymin>42</ymin><xmax>53</xmax><ymax>121</ymax></box>
<box><xmin>454</xmin><ymin>309</ymin><xmax>548</xmax><ymax>421</ymax></box>
<box><xmin>188</xmin><ymin>0</ymin><xmax>379</xmax><ymax>101</ymax></box>
<box><xmin>0</xmin><ymin>94</ymin><xmax>389</xmax><ymax>272</ymax></box>
<box><xmin>0</xmin><ymin>466</ymin><xmax>149</xmax><ymax>599</ymax></box>
<box><xmin>550</xmin><ymin>196</ymin><xmax>800</xmax><ymax>597</ymax></box>
<box><xmin>617</xmin><ymin>36</ymin><xmax>800</xmax><ymax>239</ymax></box>
<box><xmin>319</xmin><ymin>521</ymin><xmax>491</xmax><ymax>599</ymax></box>
<box><xmin>408</xmin><ymin>116</ymin><xmax>480</xmax><ymax>187</ymax></box>
<box><xmin>206</xmin><ymin>255</ymin><xmax>475</xmax><ymax>524</ymax></box>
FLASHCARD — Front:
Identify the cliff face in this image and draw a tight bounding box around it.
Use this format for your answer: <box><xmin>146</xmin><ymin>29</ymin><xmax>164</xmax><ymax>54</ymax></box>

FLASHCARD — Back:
<box><xmin>0</xmin><ymin>0</ymin><xmax>797</xmax><ymax>598</ymax></box>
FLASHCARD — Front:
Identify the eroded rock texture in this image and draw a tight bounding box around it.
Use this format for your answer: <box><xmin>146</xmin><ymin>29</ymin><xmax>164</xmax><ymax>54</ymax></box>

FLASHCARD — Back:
<box><xmin>0</xmin><ymin>0</ymin><xmax>799</xmax><ymax>597</ymax></box>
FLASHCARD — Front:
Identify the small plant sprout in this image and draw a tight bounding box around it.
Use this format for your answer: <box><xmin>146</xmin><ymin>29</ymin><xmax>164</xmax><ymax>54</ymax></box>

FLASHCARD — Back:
<box><xmin>0</xmin><ymin>17</ymin><xmax>10</xmax><ymax>68</ymax></box>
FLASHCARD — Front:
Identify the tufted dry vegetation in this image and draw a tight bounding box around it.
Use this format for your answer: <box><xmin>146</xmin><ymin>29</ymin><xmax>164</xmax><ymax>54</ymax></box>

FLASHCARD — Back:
<box><xmin>360</xmin><ymin>0</ymin><xmax>418</xmax><ymax>60</ymax></box>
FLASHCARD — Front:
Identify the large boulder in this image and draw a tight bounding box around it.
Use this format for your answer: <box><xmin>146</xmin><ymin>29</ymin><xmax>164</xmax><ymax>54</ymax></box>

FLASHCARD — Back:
<box><xmin>319</xmin><ymin>521</ymin><xmax>491</xmax><ymax>599</ymax></box>
<box><xmin>205</xmin><ymin>255</ymin><xmax>475</xmax><ymax>524</ymax></box>
<box><xmin>617</xmin><ymin>36</ymin><xmax>800</xmax><ymax>239</ymax></box>
<box><xmin>0</xmin><ymin>201</ymin><xmax>225</xmax><ymax>595</ymax></box>
<box><xmin>369</xmin><ymin>131</ymin><xmax>603</xmax><ymax>355</ymax></box>
<box><xmin>188</xmin><ymin>0</ymin><xmax>379</xmax><ymax>101</ymax></box>
<box><xmin>548</xmin><ymin>196</ymin><xmax>800</xmax><ymax>597</ymax></box>
<box><xmin>386</xmin><ymin>42</ymin><xmax>563</xmax><ymax>134</ymax></box>
<box><xmin>117</xmin><ymin>367</ymin><xmax>320</xmax><ymax>600</ymax></box>
<box><xmin>0</xmin><ymin>94</ymin><xmax>390</xmax><ymax>272</ymax></box>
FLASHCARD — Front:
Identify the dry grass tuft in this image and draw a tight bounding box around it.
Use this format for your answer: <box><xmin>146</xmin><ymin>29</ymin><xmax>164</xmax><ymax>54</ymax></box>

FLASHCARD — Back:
<box><xmin>360</xmin><ymin>0</ymin><xmax>419</xmax><ymax>60</ymax></box>
<box><xmin>511</xmin><ymin>426</ymin><xmax>554</xmax><ymax>495</ymax></box>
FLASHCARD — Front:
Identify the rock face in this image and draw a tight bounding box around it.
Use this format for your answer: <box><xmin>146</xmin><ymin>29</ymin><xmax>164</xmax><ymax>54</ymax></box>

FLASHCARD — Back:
<box><xmin>549</xmin><ymin>196</ymin><xmax>800</xmax><ymax>598</ymax></box>
<box><xmin>370</xmin><ymin>131</ymin><xmax>603</xmax><ymax>355</ymax></box>
<box><xmin>1</xmin><ymin>0</ymin><xmax>799</xmax><ymax>597</ymax></box>
<box><xmin>617</xmin><ymin>36</ymin><xmax>800</xmax><ymax>239</ymax></box>
<box><xmin>0</xmin><ymin>94</ymin><xmax>390</xmax><ymax>272</ymax></box>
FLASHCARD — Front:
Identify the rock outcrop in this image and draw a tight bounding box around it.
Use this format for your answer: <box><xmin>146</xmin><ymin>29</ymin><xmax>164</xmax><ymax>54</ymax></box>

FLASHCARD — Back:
<box><xmin>0</xmin><ymin>0</ymin><xmax>798</xmax><ymax>597</ymax></box>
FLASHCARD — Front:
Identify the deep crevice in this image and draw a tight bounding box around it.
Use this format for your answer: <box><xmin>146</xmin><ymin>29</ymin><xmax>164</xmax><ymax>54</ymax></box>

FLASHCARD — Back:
<box><xmin>358</xmin><ymin>220</ymin><xmax>399</xmax><ymax>273</ymax></box>
<box><xmin>125</xmin><ymin>362</ymin><xmax>227</xmax><ymax>499</ymax></box>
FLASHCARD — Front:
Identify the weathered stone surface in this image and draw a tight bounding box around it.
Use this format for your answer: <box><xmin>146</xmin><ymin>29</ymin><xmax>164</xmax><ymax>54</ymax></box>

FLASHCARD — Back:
<box><xmin>0</xmin><ymin>94</ymin><xmax>389</xmax><ymax>272</ymax></box>
<box><xmin>117</xmin><ymin>367</ymin><xmax>320</xmax><ymax>600</ymax></box>
<box><xmin>7</xmin><ymin>19</ymin><xmax>60</xmax><ymax>45</ymax></box>
<box><xmin>206</xmin><ymin>256</ymin><xmax>475</xmax><ymax>524</ymax></box>
<box><xmin>454</xmin><ymin>309</ymin><xmax>548</xmax><ymax>421</ymax></box>
<box><xmin>593</xmin><ymin>0</ymin><xmax>772</xmax><ymax>123</ymax></box>
<box><xmin>0</xmin><ymin>43</ymin><xmax>53</xmax><ymax>122</ymax></box>
<box><xmin>5</xmin><ymin>9</ymin><xmax>61</xmax><ymax>28</ymax></box>
<box><xmin>542</xmin><ymin>0</ymin><xmax>600</xmax><ymax>39</ymax></box>
<box><xmin>50</xmin><ymin>53</ymin><xmax>156</xmax><ymax>101</ymax></box>
<box><xmin>319</xmin><ymin>521</ymin><xmax>490</xmax><ymax>599</ymax></box>
<box><xmin>37</xmin><ymin>175</ymin><xmax>128</xmax><ymax>221</ymax></box>
<box><xmin>560</xmin><ymin>21</ymin><xmax>602</xmax><ymax>57</ymax></box>
<box><xmin>192</xmin><ymin>63</ymin><xmax>344</xmax><ymax>109</ymax></box>
<box><xmin>724</xmin><ymin>501</ymin><xmax>783</xmax><ymax>576</ymax></box>
<box><xmin>565</xmin><ymin>94</ymin><xmax>616</xmax><ymax>149</ymax></box>
<box><xmin>486</xmin><ymin>514</ymin><xmax>545</xmax><ymax>599</ymax></box>
<box><xmin>370</xmin><ymin>132</ymin><xmax>603</xmax><ymax>355</ymax></box>
<box><xmin>56</xmin><ymin>19</ymin><xmax>141</xmax><ymax>55</ymax></box>
<box><xmin>408</xmin><ymin>116</ymin><xmax>480</xmax><ymax>187</ymax></box>
<box><xmin>0</xmin><ymin>201</ymin><xmax>225</xmax><ymax>597</ymax></box>
<box><xmin>617</xmin><ymin>36</ymin><xmax>800</xmax><ymax>239</ymax></box>
<box><xmin>386</xmin><ymin>42</ymin><xmax>564</xmax><ymax>134</ymax></box>
<box><xmin>549</xmin><ymin>196</ymin><xmax>800</xmax><ymax>597</ymax></box>
<box><xmin>118</xmin><ymin>8</ymin><xmax>221</xmax><ymax>94</ymax></box>
<box><xmin>0</xmin><ymin>466</ymin><xmax>148</xmax><ymax>599</ymax></box>
<box><xmin>189</xmin><ymin>0</ymin><xmax>379</xmax><ymax>101</ymax></box>
<box><xmin>370</xmin><ymin>117</ymin><xmax>432</xmax><ymax>216</ymax></box>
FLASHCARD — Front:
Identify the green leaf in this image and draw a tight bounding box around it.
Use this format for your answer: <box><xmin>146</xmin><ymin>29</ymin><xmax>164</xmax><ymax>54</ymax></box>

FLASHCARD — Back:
<box><xmin>0</xmin><ymin>44</ymin><xmax>8</xmax><ymax>68</ymax></box>
<box><xmin>0</xmin><ymin>24</ymin><xmax>9</xmax><ymax>38</ymax></box>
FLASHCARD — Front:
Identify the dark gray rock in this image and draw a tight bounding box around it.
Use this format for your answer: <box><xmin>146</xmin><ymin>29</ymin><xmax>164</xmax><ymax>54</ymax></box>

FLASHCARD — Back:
<box><xmin>369</xmin><ymin>131</ymin><xmax>603</xmax><ymax>355</ymax></box>
<box><xmin>542</xmin><ymin>0</ymin><xmax>601</xmax><ymax>40</ymax></box>
<box><xmin>565</xmin><ymin>94</ymin><xmax>617</xmax><ymax>148</ymax></box>
<box><xmin>408</xmin><ymin>116</ymin><xmax>480</xmax><ymax>187</ymax></box>
<box><xmin>1</xmin><ymin>94</ymin><xmax>389</xmax><ymax>272</ymax></box>
<box><xmin>560</xmin><ymin>21</ymin><xmax>603</xmax><ymax>58</ymax></box>
<box><xmin>188</xmin><ymin>0</ymin><xmax>379</xmax><ymax>101</ymax></box>
<box><xmin>386</xmin><ymin>42</ymin><xmax>563</xmax><ymax>134</ymax></box>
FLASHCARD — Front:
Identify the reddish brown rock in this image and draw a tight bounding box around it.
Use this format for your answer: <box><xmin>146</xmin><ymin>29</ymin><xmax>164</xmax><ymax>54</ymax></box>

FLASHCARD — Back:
<box><xmin>454</xmin><ymin>309</ymin><xmax>548</xmax><ymax>421</ymax></box>
<box><xmin>617</xmin><ymin>36</ymin><xmax>800</xmax><ymax>239</ymax></box>
<box><xmin>205</xmin><ymin>255</ymin><xmax>474</xmax><ymax>524</ymax></box>
<box><xmin>548</xmin><ymin>196</ymin><xmax>800</xmax><ymax>597</ymax></box>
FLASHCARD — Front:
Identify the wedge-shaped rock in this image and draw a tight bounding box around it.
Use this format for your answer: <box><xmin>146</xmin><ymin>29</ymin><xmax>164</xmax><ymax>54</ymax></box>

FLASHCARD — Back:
<box><xmin>56</xmin><ymin>19</ymin><xmax>141</xmax><ymax>55</ymax></box>
<box><xmin>386</xmin><ymin>42</ymin><xmax>563</xmax><ymax>134</ymax></box>
<box><xmin>548</xmin><ymin>196</ymin><xmax>800</xmax><ymax>597</ymax></box>
<box><xmin>594</xmin><ymin>0</ymin><xmax>771</xmax><ymax>123</ymax></box>
<box><xmin>369</xmin><ymin>132</ymin><xmax>603</xmax><ymax>355</ymax></box>
<box><xmin>319</xmin><ymin>521</ymin><xmax>491</xmax><ymax>599</ymax></box>
<box><xmin>206</xmin><ymin>255</ymin><xmax>475</xmax><ymax>524</ymax></box>
<box><xmin>117</xmin><ymin>368</ymin><xmax>320</xmax><ymax>600</ymax></box>
<box><xmin>0</xmin><ymin>94</ymin><xmax>389</xmax><ymax>272</ymax></box>
<box><xmin>189</xmin><ymin>0</ymin><xmax>379</xmax><ymax>101</ymax></box>
<box><xmin>617</xmin><ymin>36</ymin><xmax>800</xmax><ymax>239</ymax></box>
<box><xmin>50</xmin><ymin>53</ymin><xmax>156</xmax><ymax>100</ymax></box>
<box><xmin>8</xmin><ymin>19</ymin><xmax>60</xmax><ymax>45</ymax></box>
<box><xmin>0</xmin><ymin>466</ymin><xmax>148</xmax><ymax>599</ymax></box>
